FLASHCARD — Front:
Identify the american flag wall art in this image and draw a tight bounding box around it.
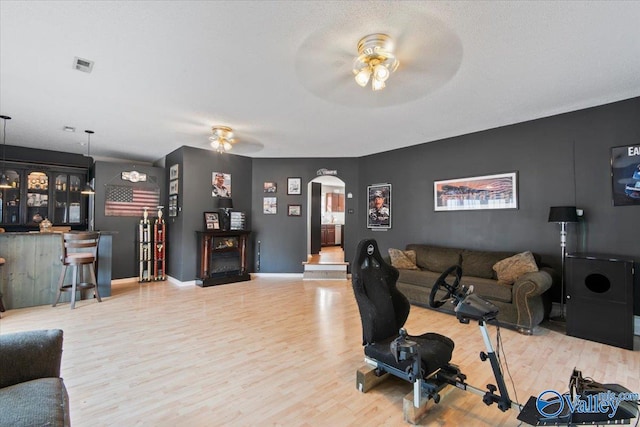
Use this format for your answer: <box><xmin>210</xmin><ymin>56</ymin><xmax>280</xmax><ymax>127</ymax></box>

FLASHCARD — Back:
<box><xmin>105</xmin><ymin>185</ymin><xmax>160</xmax><ymax>217</ymax></box>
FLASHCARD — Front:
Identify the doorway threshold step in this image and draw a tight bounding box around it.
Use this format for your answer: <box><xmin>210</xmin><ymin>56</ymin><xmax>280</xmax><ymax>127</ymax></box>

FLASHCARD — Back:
<box><xmin>302</xmin><ymin>262</ymin><xmax>348</xmax><ymax>280</ymax></box>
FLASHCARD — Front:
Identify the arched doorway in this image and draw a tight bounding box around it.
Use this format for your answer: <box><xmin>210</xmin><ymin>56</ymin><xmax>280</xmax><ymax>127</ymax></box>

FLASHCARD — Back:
<box><xmin>306</xmin><ymin>175</ymin><xmax>346</xmax><ymax>263</ymax></box>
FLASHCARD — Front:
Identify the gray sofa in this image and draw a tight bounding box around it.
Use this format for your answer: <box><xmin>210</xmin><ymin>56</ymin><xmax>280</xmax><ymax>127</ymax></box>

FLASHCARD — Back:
<box><xmin>394</xmin><ymin>244</ymin><xmax>555</xmax><ymax>334</ymax></box>
<box><xmin>0</xmin><ymin>329</ymin><xmax>70</xmax><ymax>427</ymax></box>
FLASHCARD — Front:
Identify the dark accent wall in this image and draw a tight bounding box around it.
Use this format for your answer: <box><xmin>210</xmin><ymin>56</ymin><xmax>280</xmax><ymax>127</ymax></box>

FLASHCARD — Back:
<box><xmin>358</xmin><ymin>97</ymin><xmax>640</xmax><ymax>314</ymax></box>
<box><xmin>164</xmin><ymin>146</ymin><xmax>253</xmax><ymax>282</ymax></box>
<box><xmin>251</xmin><ymin>158</ymin><xmax>359</xmax><ymax>273</ymax></box>
<box><xmin>93</xmin><ymin>161</ymin><xmax>166</xmax><ymax>279</ymax></box>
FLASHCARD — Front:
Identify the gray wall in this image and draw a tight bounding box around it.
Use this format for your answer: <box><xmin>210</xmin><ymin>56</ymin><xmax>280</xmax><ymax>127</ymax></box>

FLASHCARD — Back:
<box><xmin>164</xmin><ymin>146</ymin><xmax>253</xmax><ymax>282</ymax></box>
<box><xmin>93</xmin><ymin>161</ymin><xmax>166</xmax><ymax>279</ymax></box>
<box><xmin>358</xmin><ymin>97</ymin><xmax>640</xmax><ymax>312</ymax></box>
<box><xmin>251</xmin><ymin>158</ymin><xmax>360</xmax><ymax>273</ymax></box>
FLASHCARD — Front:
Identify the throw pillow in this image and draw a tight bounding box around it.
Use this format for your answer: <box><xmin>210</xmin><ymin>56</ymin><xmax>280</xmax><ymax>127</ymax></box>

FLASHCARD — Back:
<box><xmin>388</xmin><ymin>248</ymin><xmax>419</xmax><ymax>270</ymax></box>
<box><xmin>492</xmin><ymin>251</ymin><xmax>539</xmax><ymax>285</ymax></box>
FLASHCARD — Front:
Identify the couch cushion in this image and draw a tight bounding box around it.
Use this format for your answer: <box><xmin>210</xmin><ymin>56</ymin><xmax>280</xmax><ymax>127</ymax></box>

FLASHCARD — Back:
<box><xmin>0</xmin><ymin>377</ymin><xmax>69</xmax><ymax>427</ymax></box>
<box><xmin>461</xmin><ymin>249</ymin><xmax>515</xmax><ymax>279</ymax></box>
<box><xmin>459</xmin><ymin>276</ymin><xmax>512</xmax><ymax>303</ymax></box>
<box><xmin>388</xmin><ymin>248</ymin><xmax>418</xmax><ymax>270</ymax></box>
<box><xmin>492</xmin><ymin>251</ymin><xmax>539</xmax><ymax>285</ymax></box>
<box><xmin>406</xmin><ymin>244</ymin><xmax>461</xmax><ymax>273</ymax></box>
<box><xmin>397</xmin><ymin>269</ymin><xmax>442</xmax><ymax>287</ymax></box>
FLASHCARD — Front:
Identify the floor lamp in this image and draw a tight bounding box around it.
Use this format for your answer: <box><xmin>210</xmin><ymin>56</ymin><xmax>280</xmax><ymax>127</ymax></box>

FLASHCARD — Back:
<box><xmin>548</xmin><ymin>206</ymin><xmax>578</xmax><ymax>321</ymax></box>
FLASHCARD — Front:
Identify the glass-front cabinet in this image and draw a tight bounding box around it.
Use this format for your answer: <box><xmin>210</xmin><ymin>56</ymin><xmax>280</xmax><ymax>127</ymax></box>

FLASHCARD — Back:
<box><xmin>53</xmin><ymin>173</ymin><xmax>83</xmax><ymax>224</ymax></box>
<box><xmin>0</xmin><ymin>169</ymin><xmax>21</xmax><ymax>224</ymax></box>
<box><xmin>0</xmin><ymin>164</ymin><xmax>88</xmax><ymax>229</ymax></box>
<box><xmin>26</xmin><ymin>170</ymin><xmax>49</xmax><ymax>225</ymax></box>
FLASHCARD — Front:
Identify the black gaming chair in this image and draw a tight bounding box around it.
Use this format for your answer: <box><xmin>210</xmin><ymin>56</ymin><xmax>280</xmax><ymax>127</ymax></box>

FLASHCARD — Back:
<box><xmin>351</xmin><ymin>239</ymin><xmax>456</xmax><ymax>388</ymax></box>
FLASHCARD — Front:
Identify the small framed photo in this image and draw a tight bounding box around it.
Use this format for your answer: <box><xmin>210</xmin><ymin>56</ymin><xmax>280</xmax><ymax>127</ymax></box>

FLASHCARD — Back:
<box><xmin>287</xmin><ymin>177</ymin><xmax>302</xmax><ymax>195</ymax></box>
<box><xmin>288</xmin><ymin>204</ymin><xmax>302</xmax><ymax>216</ymax></box>
<box><xmin>264</xmin><ymin>182</ymin><xmax>277</xmax><ymax>193</ymax></box>
<box><xmin>203</xmin><ymin>212</ymin><xmax>220</xmax><ymax>230</ymax></box>
<box><xmin>168</xmin><ymin>195</ymin><xmax>178</xmax><ymax>217</ymax></box>
<box><xmin>263</xmin><ymin>197</ymin><xmax>277</xmax><ymax>214</ymax></box>
<box><xmin>169</xmin><ymin>164</ymin><xmax>179</xmax><ymax>180</ymax></box>
<box><xmin>169</xmin><ymin>179</ymin><xmax>179</xmax><ymax>195</ymax></box>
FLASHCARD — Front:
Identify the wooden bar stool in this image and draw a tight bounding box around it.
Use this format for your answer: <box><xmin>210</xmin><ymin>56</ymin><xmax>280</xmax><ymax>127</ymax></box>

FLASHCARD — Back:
<box><xmin>53</xmin><ymin>231</ymin><xmax>102</xmax><ymax>309</ymax></box>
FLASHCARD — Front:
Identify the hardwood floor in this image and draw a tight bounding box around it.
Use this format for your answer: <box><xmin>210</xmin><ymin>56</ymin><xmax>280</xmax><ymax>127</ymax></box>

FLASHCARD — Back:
<box><xmin>1</xmin><ymin>277</ymin><xmax>638</xmax><ymax>426</ymax></box>
<box><xmin>307</xmin><ymin>246</ymin><xmax>345</xmax><ymax>264</ymax></box>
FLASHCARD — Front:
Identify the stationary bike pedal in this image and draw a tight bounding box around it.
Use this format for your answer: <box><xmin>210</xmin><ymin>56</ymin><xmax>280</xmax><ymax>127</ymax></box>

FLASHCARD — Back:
<box><xmin>479</xmin><ymin>351</ymin><xmax>488</xmax><ymax>361</ymax></box>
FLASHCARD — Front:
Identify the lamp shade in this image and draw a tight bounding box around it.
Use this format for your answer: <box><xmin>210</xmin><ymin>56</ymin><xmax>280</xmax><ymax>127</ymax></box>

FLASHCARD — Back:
<box><xmin>213</xmin><ymin>197</ymin><xmax>233</xmax><ymax>210</ymax></box>
<box><xmin>548</xmin><ymin>206</ymin><xmax>578</xmax><ymax>223</ymax></box>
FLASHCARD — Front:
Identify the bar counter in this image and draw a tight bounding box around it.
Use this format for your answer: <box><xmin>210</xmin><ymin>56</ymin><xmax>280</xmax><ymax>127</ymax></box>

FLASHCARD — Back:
<box><xmin>0</xmin><ymin>231</ymin><xmax>114</xmax><ymax>310</ymax></box>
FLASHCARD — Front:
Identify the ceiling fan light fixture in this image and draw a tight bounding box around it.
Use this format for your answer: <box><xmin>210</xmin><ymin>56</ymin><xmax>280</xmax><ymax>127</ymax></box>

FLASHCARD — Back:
<box><xmin>210</xmin><ymin>126</ymin><xmax>235</xmax><ymax>153</ymax></box>
<box><xmin>371</xmin><ymin>78</ymin><xmax>386</xmax><ymax>91</ymax></box>
<box><xmin>354</xmin><ymin>67</ymin><xmax>372</xmax><ymax>87</ymax></box>
<box><xmin>352</xmin><ymin>33</ymin><xmax>399</xmax><ymax>91</ymax></box>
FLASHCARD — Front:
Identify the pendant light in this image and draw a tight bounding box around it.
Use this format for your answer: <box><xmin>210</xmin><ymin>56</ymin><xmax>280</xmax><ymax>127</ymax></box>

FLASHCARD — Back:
<box><xmin>0</xmin><ymin>115</ymin><xmax>12</xmax><ymax>189</ymax></box>
<box><xmin>81</xmin><ymin>130</ymin><xmax>95</xmax><ymax>195</ymax></box>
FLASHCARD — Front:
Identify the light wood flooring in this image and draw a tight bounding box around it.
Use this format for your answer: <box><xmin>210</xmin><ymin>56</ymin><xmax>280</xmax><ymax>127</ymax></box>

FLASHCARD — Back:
<box><xmin>306</xmin><ymin>246</ymin><xmax>345</xmax><ymax>264</ymax></box>
<box><xmin>1</xmin><ymin>277</ymin><xmax>638</xmax><ymax>426</ymax></box>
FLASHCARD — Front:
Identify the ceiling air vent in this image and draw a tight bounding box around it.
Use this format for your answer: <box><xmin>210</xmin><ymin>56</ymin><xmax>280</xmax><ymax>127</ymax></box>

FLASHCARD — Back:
<box><xmin>73</xmin><ymin>57</ymin><xmax>94</xmax><ymax>73</ymax></box>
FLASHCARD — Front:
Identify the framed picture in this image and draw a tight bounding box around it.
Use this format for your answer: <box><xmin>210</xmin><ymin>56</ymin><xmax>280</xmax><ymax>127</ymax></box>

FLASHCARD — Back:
<box><xmin>168</xmin><ymin>195</ymin><xmax>178</xmax><ymax>217</ymax></box>
<box><xmin>263</xmin><ymin>197</ymin><xmax>277</xmax><ymax>214</ymax></box>
<box><xmin>611</xmin><ymin>144</ymin><xmax>640</xmax><ymax>206</ymax></box>
<box><xmin>169</xmin><ymin>164</ymin><xmax>179</xmax><ymax>180</ymax></box>
<box><xmin>212</xmin><ymin>172</ymin><xmax>231</xmax><ymax>197</ymax></box>
<box><xmin>434</xmin><ymin>172</ymin><xmax>518</xmax><ymax>211</ymax></box>
<box><xmin>288</xmin><ymin>204</ymin><xmax>301</xmax><ymax>216</ymax></box>
<box><xmin>367</xmin><ymin>183</ymin><xmax>391</xmax><ymax>229</ymax></box>
<box><xmin>264</xmin><ymin>182</ymin><xmax>277</xmax><ymax>193</ymax></box>
<box><xmin>287</xmin><ymin>177</ymin><xmax>302</xmax><ymax>195</ymax></box>
<box><xmin>169</xmin><ymin>179</ymin><xmax>179</xmax><ymax>195</ymax></box>
<box><xmin>203</xmin><ymin>212</ymin><xmax>220</xmax><ymax>230</ymax></box>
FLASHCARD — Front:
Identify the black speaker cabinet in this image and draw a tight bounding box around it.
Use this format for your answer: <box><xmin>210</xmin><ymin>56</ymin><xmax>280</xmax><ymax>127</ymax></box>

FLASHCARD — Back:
<box><xmin>566</xmin><ymin>253</ymin><xmax>635</xmax><ymax>350</ymax></box>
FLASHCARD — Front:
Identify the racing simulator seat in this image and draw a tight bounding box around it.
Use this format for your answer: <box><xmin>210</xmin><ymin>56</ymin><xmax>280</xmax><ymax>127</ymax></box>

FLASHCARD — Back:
<box><xmin>351</xmin><ymin>238</ymin><xmax>464</xmax><ymax>423</ymax></box>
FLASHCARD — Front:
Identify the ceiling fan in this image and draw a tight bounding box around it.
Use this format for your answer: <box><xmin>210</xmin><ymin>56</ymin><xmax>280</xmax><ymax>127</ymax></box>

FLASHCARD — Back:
<box><xmin>294</xmin><ymin>8</ymin><xmax>463</xmax><ymax>108</ymax></box>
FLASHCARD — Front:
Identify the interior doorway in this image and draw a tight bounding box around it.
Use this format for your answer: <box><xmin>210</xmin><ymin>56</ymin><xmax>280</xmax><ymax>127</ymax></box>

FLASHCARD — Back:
<box><xmin>306</xmin><ymin>176</ymin><xmax>346</xmax><ymax>264</ymax></box>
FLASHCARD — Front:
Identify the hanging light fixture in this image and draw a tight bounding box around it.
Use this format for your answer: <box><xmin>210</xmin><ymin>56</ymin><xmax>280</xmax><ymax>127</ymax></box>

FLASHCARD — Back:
<box><xmin>81</xmin><ymin>130</ymin><xmax>95</xmax><ymax>195</ymax></box>
<box><xmin>0</xmin><ymin>115</ymin><xmax>12</xmax><ymax>189</ymax></box>
<box><xmin>209</xmin><ymin>126</ymin><xmax>235</xmax><ymax>153</ymax></box>
<box><xmin>352</xmin><ymin>33</ymin><xmax>400</xmax><ymax>91</ymax></box>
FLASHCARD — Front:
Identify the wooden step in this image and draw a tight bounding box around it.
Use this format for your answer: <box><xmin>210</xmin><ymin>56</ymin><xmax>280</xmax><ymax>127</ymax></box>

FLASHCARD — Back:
<box><xmin>302</xmin><ymin>262</ymin><xmax>348</xmax><ymax>280</ymax></box>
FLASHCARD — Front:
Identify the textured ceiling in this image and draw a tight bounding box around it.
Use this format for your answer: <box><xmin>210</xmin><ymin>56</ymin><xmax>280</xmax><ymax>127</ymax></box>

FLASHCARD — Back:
<box><xmin>1</xmin><ymin>1</ymin><xmax>639</xmax><ymax>163</ymax></box>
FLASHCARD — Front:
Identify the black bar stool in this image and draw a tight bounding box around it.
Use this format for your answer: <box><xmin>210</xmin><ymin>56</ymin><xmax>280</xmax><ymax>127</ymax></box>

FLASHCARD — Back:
<box><xmin>53</xmin><ymin>231</ymin><xmax>102</xmax><ymax>309</ymax></box>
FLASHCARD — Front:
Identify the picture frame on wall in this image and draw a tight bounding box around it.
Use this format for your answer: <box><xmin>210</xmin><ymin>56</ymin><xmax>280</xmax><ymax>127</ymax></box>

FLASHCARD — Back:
<box><xmin>212</xmin><ymin>172</ymin><xmax>231</xmax><ymax>197</ymax></box>
<box><xmin>434</xmin><ymin>172</ymin><xmax>518</xmax><ymax>211</ymax></box>
<box><xmin>287</xmin><ymin>177</ymin><xmax>302</xmax><ymax>195</ymax></box>
<box><xmin>263</xmin><ymin>197</ymin><xmax>277</xmax><ymax>214</ymax></box>
<box><xmin>203</xmin><ymin>212</ymin><xmax>220</xmax><ymax>230</ymax></box>
<box><xmin>611</xmin><ymin>144</ymin><xmax>640</xmax><ymax>206</ymax></box>
<box><xmin>169</xmin><ymin>179</ymin><xmax>179</xmax><ymax>195</ymax></box>
<box><xmin>169</xmin><ymin>164</ymin><xmax>179</xmax><ymax>180</ymax></box>
<box><xmin>264</xmin><ymin>182</ymin><xmax>277</xmax><ymax>193</ymax></box>
<box><xmin>168</xmin><ymin>195</ymin><xmax>178</xmax><ymax>217</ymax></box>
<box><xmin>367</xmin><ymin>183</ymin><xmax>391</xmax><ymax>230</ymax></box>
<box><xmin>288</xmin><ymin>204</ymin><xmax>301</xmax><ymax>216</ymax></box>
